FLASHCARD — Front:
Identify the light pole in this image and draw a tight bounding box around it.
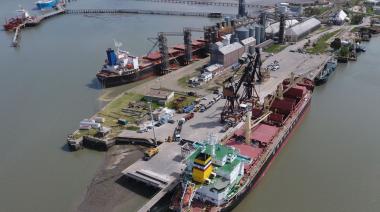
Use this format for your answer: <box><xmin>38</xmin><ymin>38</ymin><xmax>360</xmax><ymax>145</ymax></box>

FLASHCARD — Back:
<box><xmin>148</xmin><ymin>101</ymin><xmax>157</xmax><ymax>145</ymax></box>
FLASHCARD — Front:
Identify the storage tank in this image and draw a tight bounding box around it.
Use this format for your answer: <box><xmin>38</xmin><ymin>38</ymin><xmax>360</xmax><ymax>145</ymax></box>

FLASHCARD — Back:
<box><xmin>254</xmin><ymin>25</ymin><xmax>261</xmax><ymax>44</ymax></box>
<box><xmin>248</xmin><ymin>25</ymin><xmax>255</xmax><ymax>37</ymax></box>
<box><xmin>236</xmin><ymin>27</ymin><xmax>249</xmax><ymax>41</ymax></box>
<box><xmin>260</xmin><ymin>25</ymin><xmax>266</xmax><ymax>43</ymax></box>
<box><xmin>224</xmin><ymin>16</ymin><xmax>231</xmax><ymax>27</ymax></box>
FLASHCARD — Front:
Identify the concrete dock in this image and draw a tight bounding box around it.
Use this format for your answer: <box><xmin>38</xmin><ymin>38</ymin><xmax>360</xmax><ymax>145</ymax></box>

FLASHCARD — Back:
<box><xmin>122</xmin><ymin>142</ymin><xmax>186</xmax><ymax>211</ymax></box>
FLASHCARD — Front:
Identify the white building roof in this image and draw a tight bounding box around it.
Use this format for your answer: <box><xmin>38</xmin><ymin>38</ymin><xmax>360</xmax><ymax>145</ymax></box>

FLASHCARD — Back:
<box><xmin>285</xmin><ymin>18</ymin><xmax>321</xmax><ymax>37</ymax></box>
<box><xmin>205</xmin><ymin>64</ymin><xmax>223</xmax><ymax>72</ymax></box>
<box><xmin>218</xmin><ymin>42</ymin><xmax>243</xmax><ymax>55</ymax></box>
<box><xmin>265</xmin><ymin>19</ymin><xmax>299</xmax><ymax>34</ymax></box>
<box><xmin>334</xmin><ymin>10</ymin><xmax>347</xmax><ymax>21</ymax></box>
<box><xmin>240</xmin><ymin>36</ymin><xmax>256</xmax><ymax>46</ymax></box>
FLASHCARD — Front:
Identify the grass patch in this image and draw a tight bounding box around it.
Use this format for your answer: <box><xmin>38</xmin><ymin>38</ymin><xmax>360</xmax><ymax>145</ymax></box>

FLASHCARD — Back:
<box><xmin>166</xmin><ymin>93</ymin><xmax>197</xmax><ymax>111</ymax></box>
<box><xmin>264</xmin><ymin>44</ymin><xmax>288</xmax><ymax>53</ymax></box>
<box><xmin>304</xmin><ymin>6</ymin><xmax>331</xmax><ymax>17</ymax></box>
<box><xmin>73</xmin><ymin>92</ymin><xmax>147</xmax><ymax>138</ymax></box>
<box><xmin>178</xmin><ymin>72</ymin><xmax>198</xmax><ymax>89</ymax></box>
<box><xmin>73</xmin><ymin>129</ymin><xmax>97</xmax><ymax>139</ymax></box>
<box><xmin>126</xmin><ymin>125</ymin><xmax>140</xmax><ymax>131</ymax></box>
<box><xmin>306</xmin><ymin>30</ymin><xmax>341</xmax><ymax>54</ymax></box>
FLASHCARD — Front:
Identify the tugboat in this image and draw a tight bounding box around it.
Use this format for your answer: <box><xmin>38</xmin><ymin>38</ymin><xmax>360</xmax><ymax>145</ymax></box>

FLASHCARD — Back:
<box><xmin>314</xmin><ymin>66</ymin><xmax>330</xmax><ymax>85</ymax></box>
<box><xmin>315</xmin><ymin>58</ymin><xmax>337</xmax><ymax>86</ymax></box>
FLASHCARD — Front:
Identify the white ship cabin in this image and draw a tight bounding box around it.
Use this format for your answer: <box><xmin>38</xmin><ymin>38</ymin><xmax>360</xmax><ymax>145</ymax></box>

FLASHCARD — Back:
<box><xmin>188</xmin><ymin>143</ymin><xmax>250</xmax><ymax>206</ymax></box>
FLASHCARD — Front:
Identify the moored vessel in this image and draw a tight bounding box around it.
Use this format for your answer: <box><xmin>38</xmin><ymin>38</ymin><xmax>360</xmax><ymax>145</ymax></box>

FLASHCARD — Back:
<box><xmin>35</xmin><ymin>0</ymin><xmax>59</xmax><ymax>10</ymax></box>
<box><xmin>3</xmin><ymin>8</ymin><xmax>31</xmax><ymax>31</ymax></box>
<box><xmin>96</xmin><ymin>40</ymin><xmax>207</xmax><ymax>88</ymax></box>
<box><xmin>171</xmin><ymin>75</ymin><xmax>314</xmax><ymax>211</ymax></box>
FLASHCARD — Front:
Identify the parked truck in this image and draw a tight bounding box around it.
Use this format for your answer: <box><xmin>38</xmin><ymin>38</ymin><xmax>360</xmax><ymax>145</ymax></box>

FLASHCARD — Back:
<box><xmin>184</xmin><ymin>112</ymin><xmax>194</xmax><ymax>121</ymax></box>
<box><xmin>143</xmin><ymin>147</ymin><xmax>159</xmax><ymax>160</ymax></box>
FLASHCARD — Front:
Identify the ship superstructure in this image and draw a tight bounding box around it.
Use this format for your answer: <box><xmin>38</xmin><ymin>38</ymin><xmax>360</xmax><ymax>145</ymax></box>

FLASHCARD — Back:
<box><xmin>172</xmin><ymin>75</ymin><xmax>314</xmax><ymax>211</ymax></box>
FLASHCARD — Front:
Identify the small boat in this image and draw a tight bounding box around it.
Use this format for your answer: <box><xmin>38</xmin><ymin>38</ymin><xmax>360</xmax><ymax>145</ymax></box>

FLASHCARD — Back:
<box><xmin>356</xmin><ymin>45</ymin><xmax>366</xmax><ymax>52</ymax></box>
<box><xmin>35</xmin><ymin>0</ymin><xmax>59</xmax><ymax>10</ymax></box>
<box><xmin>326</xmin><ymin>58</ymin><xmax>337</xmax><ymax>72</ymax></box>
<box><xmin>315</xmin><ymin>64</ymin><xmax>331</xmax><ymax>86</ymax></box>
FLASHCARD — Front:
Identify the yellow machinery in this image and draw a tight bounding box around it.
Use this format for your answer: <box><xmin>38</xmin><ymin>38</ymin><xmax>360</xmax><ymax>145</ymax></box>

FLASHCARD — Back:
<box><xmin>192</xmin><ymin>152</ymin><xmax>213</xmax><ymax>183</ymax></box>
<box><xmin>143</xmin><ymin>147</ymin><xmax>159</xmax><ymax>160</ymax></box>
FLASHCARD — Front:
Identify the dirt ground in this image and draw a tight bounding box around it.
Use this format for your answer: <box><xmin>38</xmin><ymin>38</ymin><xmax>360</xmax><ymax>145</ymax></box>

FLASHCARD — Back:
<box><xmin>75</xmin><ymin>145</ymin><xmax>159</xmax><ymax>212</ymax></box>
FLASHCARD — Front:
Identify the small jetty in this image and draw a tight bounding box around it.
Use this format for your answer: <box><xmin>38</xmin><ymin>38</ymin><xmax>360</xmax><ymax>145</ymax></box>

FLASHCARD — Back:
<box><xmin>6</xmin><ymin>4</ymin><xmax>65</xmax><ymax>47</ymax></box>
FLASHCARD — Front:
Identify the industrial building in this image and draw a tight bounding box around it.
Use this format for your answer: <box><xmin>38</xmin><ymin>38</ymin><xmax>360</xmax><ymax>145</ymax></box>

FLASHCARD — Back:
<box><xmin>144</xmin><ymin>89</ymin><xmax>174</xmax><ymax>105</ymax></box>
<box><xmin>265</xmin><ymin>19</ymin><xmax>299</xmax><ymax>38</ymax></box>
<box><xmin>330</xmin><ymin>10</ymin><xmax>348</xmax><ymax>25</ymax></box>
<box><xmin>240</xmin><ymin>37</ymin><xmax>256</xmax><ymax>53</ymax></box>
<box><xmin>210</xmin><ymin>42</ymin><xmax>245</xmax><ymax>67</ymax></box>
<box><xmin>285</xmin><ymin>18</ymin><xmax>321</xmax><ymax>42</ymax></box>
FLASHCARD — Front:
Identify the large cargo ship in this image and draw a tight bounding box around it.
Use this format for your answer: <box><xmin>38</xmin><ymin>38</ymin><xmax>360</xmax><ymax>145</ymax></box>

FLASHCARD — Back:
<box><xmin>96</xmin><ymin>40</ymin><xmax>207</xmax><ymax>88</ymax></box>
<box><xmin>171</xmin><ymin>76</ymin><xmax>314</xmax><ymax>211</ymax></box>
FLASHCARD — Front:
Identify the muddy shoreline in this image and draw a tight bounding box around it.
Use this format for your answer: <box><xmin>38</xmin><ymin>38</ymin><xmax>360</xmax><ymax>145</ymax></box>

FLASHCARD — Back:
<box><xmin>75</xmin><ymin>145</ymin><xmax>158</xmax><ymax>212</ymax></box>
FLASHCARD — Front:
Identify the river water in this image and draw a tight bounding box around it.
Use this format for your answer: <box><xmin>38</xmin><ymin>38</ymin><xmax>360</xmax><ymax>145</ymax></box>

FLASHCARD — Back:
<box><xmin>0</xmin><ymin>0</ymin><xmax>379</xmax><ymax>212</ymax></box>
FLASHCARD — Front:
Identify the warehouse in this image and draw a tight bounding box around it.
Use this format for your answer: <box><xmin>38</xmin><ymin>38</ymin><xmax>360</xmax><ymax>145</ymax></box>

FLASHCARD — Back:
<box><xmin>240</xmin><ymin>37</ymin><xmax>256</xmax><ymax>53</ymax></box>
<box><xmin>265</xmin><ymin>19</ymin><xmax>299</xmax><ymax>38</ymax></box>
<box><xmin>211</xmin><ymin>42</ymin><xmax>245</xmax><ymax>67</ymax></box>
<box><xmin>285</xmin><ymin>18</ymin><xmax>321</xmax><ymax>42</ymax></box>
<box><xmin>144</xmin><ymin>89</ymin><xmax>174</xmax><ymax>106</ymax></box>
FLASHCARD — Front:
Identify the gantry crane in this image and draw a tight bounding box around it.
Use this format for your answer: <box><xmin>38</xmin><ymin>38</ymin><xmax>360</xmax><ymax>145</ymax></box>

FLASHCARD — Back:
<box><xmin>221</xmin><ymin>48</ymin><xmax>262</xmax><ymax>123</ymax></box>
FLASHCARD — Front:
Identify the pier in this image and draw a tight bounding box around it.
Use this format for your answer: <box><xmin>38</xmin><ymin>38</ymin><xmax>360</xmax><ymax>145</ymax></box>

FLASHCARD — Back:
<box><xmin>122</xmin><ymin>142</ymin><xmax>186</xmax><ymax>212</ymax></box>
<box><xmin>136</xmin><ymin>0</ymin><xmax>270</xmax><ymax>9</ymax></box>
<box><xmin>65</xmin><ymin>8</ymin><xmax>233</xmax><ymax>17</ymax></box>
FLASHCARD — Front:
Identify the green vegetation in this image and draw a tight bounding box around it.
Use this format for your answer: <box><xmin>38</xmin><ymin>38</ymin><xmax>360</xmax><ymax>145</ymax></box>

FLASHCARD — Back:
<box><xmin>166</xmin><ymin>93</ymin><xmax>197</xmax><ymax>111</ymax></box>
<box><xmin>264</xmin><ymin>44</ymin><xmax>288</xmax><ymax>53</ymax></box>
<box><xmin>178</xmin><ymin>72</ymin><xmax>198</xmax><ymax>89</ymax></box>
<box><xmin>306</xmin><ymin>30</ymin><xmax>341</xmax><ymax>54</ymax></box>
<box><xmin>351</xmin><ymin>14</ymin><xmax>364</xmax><ymax>24</ymax></box>
<box><xmin>73</xmin><ymin>129</ymin><xmax>97</xmax><ymax>139</ymax></box>
<box><xmin>339</xmin><ymin>46</ymin><xmax>350</xmax><ymax>57</ymax></box>
<box><xmin>304</xmin><ymin>6</ymin><xmax>330</xmax><ymax>17</ymax></box>
<box><xmin>126</xmin><ymin>125</ymin><xmax>140</xmax><ymax>131</ymax></box>
<box><xmin>99</xmin><ymin>92</ymin><xmax>144</xmax><ymax>126</ymax></box>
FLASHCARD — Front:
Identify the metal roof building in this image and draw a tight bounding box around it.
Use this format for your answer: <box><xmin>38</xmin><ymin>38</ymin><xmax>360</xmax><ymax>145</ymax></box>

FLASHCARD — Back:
<box><xmin>285</xmin><ymin>18</ymin><xmax>321</xmax><ymax>42</ymax></box>
<box><xmin>265</xmin><ymin>19</ymin><xmax>299</xmax><ymax>36</ymax></box>
<box><xmin>210</xmin><ymin>42</ymin><xmax>244</xmax><ymax>67</ymax></box>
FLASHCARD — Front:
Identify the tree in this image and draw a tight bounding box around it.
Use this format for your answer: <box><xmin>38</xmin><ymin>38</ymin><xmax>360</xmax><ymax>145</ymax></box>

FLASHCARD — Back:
<box><xmin>330</xmin><ymin>38</ymin><xmax>342</xmax><ymax>51</ymax></box>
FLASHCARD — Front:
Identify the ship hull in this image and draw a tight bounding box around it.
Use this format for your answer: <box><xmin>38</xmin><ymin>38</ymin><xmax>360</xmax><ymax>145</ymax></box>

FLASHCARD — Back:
<box><xmin>314</xmin><ymin>77</ymin><xmax>328</xmax><ymax>86</ymax></box>
<box><xmin>220</xmin><ymin>99</ymin><xmax>311</xmax><ymax>211</ymax></box>
<box><xmin>96</xmin><ymin>65</ymin><xmax>157</xmax><ymax>88</ymax></box>
<box><xmin>220</xmin><ymin>98</ymin><xmax>311</xmax><ymax>212</ymax></box>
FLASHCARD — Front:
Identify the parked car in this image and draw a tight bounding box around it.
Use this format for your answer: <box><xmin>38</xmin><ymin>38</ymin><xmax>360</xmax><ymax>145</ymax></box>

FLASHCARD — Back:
<box><xmin>154</xmin><ymin>122</ymin><xmax>162</xmax><ymax>127</ymax></box>
<box><xmin>168</xmin><ymin>119</ymin><xmax>175</xmax><ymax>124</ymax></box>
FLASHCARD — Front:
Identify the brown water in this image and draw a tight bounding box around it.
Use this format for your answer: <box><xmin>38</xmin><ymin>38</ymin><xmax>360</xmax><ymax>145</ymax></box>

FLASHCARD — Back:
<box><xmin>1</xmin><ymin>0</ymin><xmax>379</xmax><ymax>211</ymax></box>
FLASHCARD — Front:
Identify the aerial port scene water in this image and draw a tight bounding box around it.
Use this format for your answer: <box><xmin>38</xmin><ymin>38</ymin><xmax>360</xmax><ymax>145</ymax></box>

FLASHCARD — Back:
<box><xmin>1</xmin><ymin>0</ymin><xmax>380</xmax><ymax>212</ymax></box>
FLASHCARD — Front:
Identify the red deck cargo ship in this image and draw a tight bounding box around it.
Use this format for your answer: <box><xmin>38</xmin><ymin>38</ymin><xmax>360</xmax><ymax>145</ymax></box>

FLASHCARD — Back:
<box><xmin>171</xmin><ymin>76</ymin><xmax>314</xmax><ymax>211</ymax></box>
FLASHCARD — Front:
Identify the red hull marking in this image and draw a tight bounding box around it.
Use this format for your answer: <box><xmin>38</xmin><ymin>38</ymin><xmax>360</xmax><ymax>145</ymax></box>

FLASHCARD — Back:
<box><xmin>251</xmin><ymin>102</ymin><xmax>311</xmax><ymax>191</ymax></box>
